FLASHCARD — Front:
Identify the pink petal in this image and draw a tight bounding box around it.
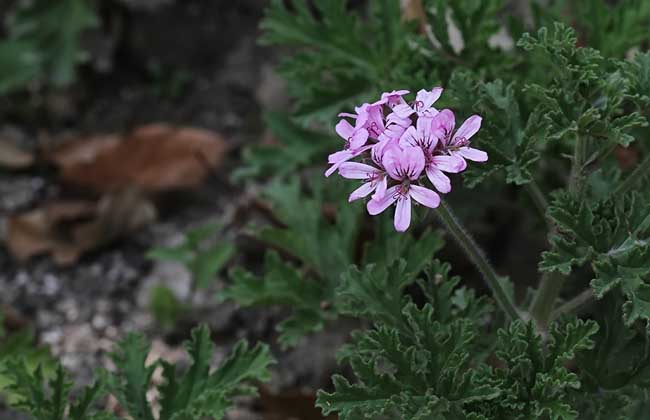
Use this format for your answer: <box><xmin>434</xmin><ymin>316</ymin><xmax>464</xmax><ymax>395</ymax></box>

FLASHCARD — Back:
<box><xmin>382</xmin><ymin>149</ymin><xmax>402</xmax><ymax>180</ymax></box>
<box><xmin>392</xmin><ymin>103</ymin><xmax>415</xmax><ymax>119</ymax></box>
<box><xmin>432</xmin><ymin>109</ymin><xmax>455</xmax><ymax>141</ymax></box>
<box><xmin>339</xmin><ymin>162</ymin><xmax>381</xmax><ymax>179</ymax></box>
<box><xmin>372</xmin><ymin>176</ymin><xmax>388</xmax><ymax>200</ymax></box>
<box><xmin>325</xmin><ymin>161</ymin><xmax>343</xmax><ymax>177</ymax></box>
<box><xmin>349</xmin><ymin>182</ymin><xmax>375</xmax><ymax>202</ymax></box>
<box><xmin>426</xmin><ymin>167</ymin><xmax>451</xmax><ymax>193</ymax></box>
<box><xmin>394</xmin><ymin>195</ymin><xmax>412</xmax><ymax>232</ymax></box>
<box><xmin>335</xmin><ymin>120</ymin><xmax>355</xmax><ymax>140</ymax></box>
<box><xmin>458</xmin><ymin>147</ymin><xmax>488</xmax><ymax>162</ymax></box>
<box><xmin>453</xmin><ymin>115</ymin><xmax>482</xmax><ymax>141</ymax></box>
<box><xmin>338</xmin><ymin>112</ymin><xmax>357</xmax><ymax>119</ymax></box>
<box><xmin>386</xmin><ymin>113</ymin><xmax>412</xmax><ymax>127</ymax></box>
<box><xmin>367</xmin><ymin>186</ymin><xmax>398</xmax><ymax>215</ymax></box>
<box><xmin>402</xmin><ymin>147</ymin><xmax>425</xmax><ymax>180</ymax></box>
<box><xmin>416</xmin><ymin>115</ymin><xmax>433</xmax><ymax>134</ymax></box>
<box><xmin>349</xmin><ymin>129</ymin><xmax>369</xmax><ymax>150</ymax></box>
<box><xmin>381</xmin><ymin>89</ymin><xmax>409</xmax><ymax>99</ymax></box>
<box><xmin>431</xmin><ymin>155</ymin><xmax>466</xmax><ymax>173</ymax></box>
<box><xmin>399</xmin><ymin>126</ymin><xmax>419</xmax><ymax>148</ymax></box>
<box><xmin>416</xmin><ymin>87</ymin><xmax>443</xmax><ymax>109</ymax></box>
<box><xmin>409</xmin><ymin>184</ymin><xmax>441</xmax><ymax>208</ymax></box>
<box><xmin>328</xmin><ymin>150</ymin><xmax>353</xmax><ymax>164</ymax></box>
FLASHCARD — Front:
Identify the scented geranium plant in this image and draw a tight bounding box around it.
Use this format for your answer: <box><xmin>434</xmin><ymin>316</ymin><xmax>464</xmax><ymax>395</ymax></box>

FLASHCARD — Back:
<box><xmin>226</xmin><ymin>0</ymin><xmax>650</xmax><ymax>419</ymax></box>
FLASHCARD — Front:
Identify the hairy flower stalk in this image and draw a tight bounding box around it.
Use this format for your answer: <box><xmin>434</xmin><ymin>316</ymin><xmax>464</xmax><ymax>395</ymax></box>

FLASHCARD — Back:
<box><xmin>434</xmin><ymin>201</ymin><xmax>521</xmax><ymax>321</ymax></box>
<box><xmin>326</xmin><ymin>88</ymin><xmax>522</xmax><ymax>319</ymax></box>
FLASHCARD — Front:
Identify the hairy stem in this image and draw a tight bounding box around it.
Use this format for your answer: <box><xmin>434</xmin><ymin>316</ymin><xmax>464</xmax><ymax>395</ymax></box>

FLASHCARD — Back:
<box><xmin>613</xmin><ymin>155</ymin><xmax>650</xmax><ymax>197</ymax></box>
<box><xmin>550</xmin><ymin>288</ymin><xmax>594</xmax><ymax>321</ymax></box>
<box><xmin>524</xmin><ymin>180</ymin><xmax>549</xmax><ymax>221</ymax></box>
<box><xmin>434</xmin><ymin>201</ymin><xmax>521</xmax><ymax>321</ymax></box>
<box><xmin>569</xmin><ymin>133</ymin><xmax>587</xmax><ymax>196</ymax></box>
<box><xmin>529</xmin><ymin>272</ymin><xmax>564</xmax><ymax>330</ymax></box>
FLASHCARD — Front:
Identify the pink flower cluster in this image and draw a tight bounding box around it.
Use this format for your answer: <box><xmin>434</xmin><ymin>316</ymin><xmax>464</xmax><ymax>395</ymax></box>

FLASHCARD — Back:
<box><xmin>325</xmin><ymin>88</ymin><xmax>487</xmax><ymax>232</ymax></box>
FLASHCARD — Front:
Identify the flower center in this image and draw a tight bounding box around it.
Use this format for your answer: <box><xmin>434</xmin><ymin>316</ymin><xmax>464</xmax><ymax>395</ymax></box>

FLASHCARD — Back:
<box><xmin>393</xmin><ymin>182</ymin><xmax>410</xmax><ymax>199</ymax></box>
<box><xmin>368</xmin><ymin>122</ymin><xmax>380</xmax><ymax>137</ymax></box>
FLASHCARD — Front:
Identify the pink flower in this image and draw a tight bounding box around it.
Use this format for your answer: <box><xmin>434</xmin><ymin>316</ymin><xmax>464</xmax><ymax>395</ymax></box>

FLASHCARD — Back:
<box><xmin>325</xmin><ymin>88</ymin><xmax>486</xmax><ymax>232</ymax></box>
<box><xmin>325</xmin><ymin>119</ymin><xmax>371</xmax><ymax>177</ymax></box>
<box><xmin>392</xmin><ymin>87</ymin><xmax>443</xmax><ymax>119</ymax></box>
<box><xmin>380</xmin><ymin>89</ymin><xmax>409</xmax><ymax>109</ymax></box>
<box><xmin>367</xmin><ymin>146</ymin><xmax>440</xmax><ymax>232</ymax></box>
<box><xmin>356</xmin><ymin>102</ymin><xmax>410</xmax><ymax>142</ymax></box>
<box><xmin>432</xmin><ymin>109</ymin><xmax>488</xmax><ymax>165</ymax></box>
<box><xmin>400</xmin><ymin>116</ymin><xmax>465</xmax><ymax>193</ymax></box>
<box><xmin>339</xmin><ymin>139</ymin><xmax>398</xmax><ymax>202</ymax></box>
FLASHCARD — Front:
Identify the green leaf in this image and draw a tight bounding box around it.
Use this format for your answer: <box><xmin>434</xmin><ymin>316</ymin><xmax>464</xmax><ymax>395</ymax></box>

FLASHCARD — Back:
<box><xmin>0</xmin><ymin>327</ymin><xmax>56</xmax><ymax>405</ymax></box>
<box><xmin>234</xmin><ymin>112</ymin><xmax>334</xmax><ymax>181</ymax></box>
<box><xmin>0</xmin><ymin>0</ymin><xmax>97</xmax><ymax>93</ymax></box>
<box><xmin>1</xmin><ymin>359</ymin><xmax>105</xmax><ymax>420</ymax></box>
<box><xmin>149</xmin><ymin>285</ymin><xmax>184</xmax><ymax>328</ymax></box>
<box><xmin>109</xmin><ymin>333</ymin><xmax>156</xmax><ymax>420</ymax></box>
<box><xmin>191</xmin><ymin>243</ymin><xmax>235</xmax><ymax>289</ymax></box>
<box><xmin>207</xmin><ymin>340</ymin><xmax>274</xmax><ymax>391</ymax></box>
<box><xmin>223</xmin><ymin>251</ymin><xmax>328</xmax><ymax>348</ymax></box>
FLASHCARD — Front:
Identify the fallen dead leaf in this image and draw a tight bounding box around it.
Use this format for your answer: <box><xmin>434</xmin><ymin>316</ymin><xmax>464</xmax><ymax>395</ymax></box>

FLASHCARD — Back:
<box><xmin>0</xmin><ymin>138</ymin><xmax>35</xmax><ymax>169</ymax></box>
<box><xmin>401</xmin><ymin>0</ymin><xmax>426</xmax><ymax>24</ymax></box>
<box><xmin>6</xmin><ymin>189</ymin><xmax>156</xmax><ymax>265</ymax></box>
<box><xmin>46</xmin><ymin>124</ymin><xmax>228</xmax><ymax>193</ymax></box>
<box><xmin>46</xmin><ymin>134</ymin><xmax>122</xmax><ymax>168</ymax></box>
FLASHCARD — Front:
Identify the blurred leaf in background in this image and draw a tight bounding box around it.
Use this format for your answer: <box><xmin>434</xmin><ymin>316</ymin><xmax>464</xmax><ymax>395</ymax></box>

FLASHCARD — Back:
<box><xmin>0</xmin><ymin>0</ymin><xmax>98</xmax><ymax>94</ymax></box>
<box><xmin>148</xmin><ymin>223</ymin><xmax>235</xmax><ymax>293</ymax></box>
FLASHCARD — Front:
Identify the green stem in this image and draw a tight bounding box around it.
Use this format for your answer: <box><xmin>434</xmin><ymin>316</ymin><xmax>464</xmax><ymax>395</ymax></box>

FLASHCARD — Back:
<box><xmin>434</xmin><ymin>201</ymin><xmax>521</xmax><ymax>321</ymax></box>
<box><xmin>524</xmin><ymin>180</ymin><xmax>549</xmax><ymax>221</ymax></box>
<box><xmin>550</xmin><ymin>288</ymin><xmax>594</xmax><ymax>321</ymax></box>
<box><xmin>529</xmin><ymin>272</ymin><xmax>564</xmax><ymax>330</ymax></box>
<box><xmin>569</xmin><ymin>133</ymin><xmax>587</xmax><ymax>196</ymax></box>
<box><xmin>613</xmin><ymin>155</ymin><xmax>650</xmax><ymax>197</ymax></box>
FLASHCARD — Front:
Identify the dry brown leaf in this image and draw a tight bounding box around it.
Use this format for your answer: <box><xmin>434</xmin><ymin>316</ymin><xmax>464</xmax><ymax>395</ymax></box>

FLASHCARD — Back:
<box><xmin>401</xmin><ymin>0</ymin><xmax>426</xmax><ymax>24</ymax></box>
<box><xmin>0</xmin><ymin>138</ymin><xmax>35</xmax><ymax>169</ymax></box>
<box><xmin>6</xmin><ymin>189</ymin><xmax>156</xmax><ymax>265</ymax></box>
<box><xmin>47</xmin><ymin>124</ymin><xmax>228</xmax><ymax>193</ymax></box>
<box><xmin>46</xmin><ymin>134</ymin><xmax>122</xmax><ymax>168</ymax></box>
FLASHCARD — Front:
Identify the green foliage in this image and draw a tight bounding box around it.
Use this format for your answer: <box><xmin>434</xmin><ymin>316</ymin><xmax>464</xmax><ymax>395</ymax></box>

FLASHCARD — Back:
<box><xmin>154</xmin><ymin>326</ymin><xmax>274</xmax><ymax>420</ymax></box>
<box><xmin>541</xmin><ymin>191</ymin><xmax>650</xmax><ymax>325</ymax></box>
<box><xmin>233</xmin><ymin>112</ymin><xmax>333</xmax><ymax>181</ymax></box>
<box><xmin>223</xmin><ymin>251</ymin><xmax>331</xmax><ymax>348</ymax></box>
<box><xmin>0</xmin><ymin>327</ymin><xmax>57</xmax><ymax>405</ymax></box>
<box><xmin>1</xmin><ymin>360</ymin><xmax>109</xmax><ymax>420</ymax></box>
<box><xmin>0</xmin><ymin>0</ymin><xmax>97</xmax><ymax>94</ymax></box>
<box><xmin>318</xmin><ymin>260</ymin><xmax>602</xmax><ymax>419</ymax></box>
<box><xmin>148</xmin><ymin>223</ymin><xmax>235</xmax><ymax>291</ymax></box>
<box><xmin>223</xmin><ymin>175</ymin><xmax>445</xmax><ymax>347</ymax></box>
<box><xmin>2</xmin><ymin>325</ymin><xmax>273</xmax><ymax>419</ymax></box>
<box><xmin>149</xmin><ymin>286</ymin><xmax>185</xmax><ymax>328</ymax></box>
<box><xmin>533</xmin><ymin>0</ymin><xmax>650</xmax><ymax>58</ymax></box>
<box><xmin>318</xmin><ymin>262</ymin><xmax>498</xmax><ymax>420</ymax></box>
<box><xmin>261</xmin><ymin>0</ymin><xmax>512</xmax><ymax>123</ymax></box>
<box><xmin>625</xmin><ymin>51</ymin><xmax>650</xmax><ymax>108</ymax></box>
<box><xmin>474</xmin><ymin>319</ymin><xmax>598</xmax><ymax>420</ymax></box>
